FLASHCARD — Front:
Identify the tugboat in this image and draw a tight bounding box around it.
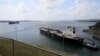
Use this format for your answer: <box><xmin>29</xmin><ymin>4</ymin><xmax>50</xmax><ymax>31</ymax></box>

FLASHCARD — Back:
<box><xmin>40</xmin><ymin>26</ymin><xmax>84</xmax><ymax>44</ymax></box>
<box><xmin>82</xmin><ymin>39</ymin><xmax>99</xmax><ymax>50</ymax></box>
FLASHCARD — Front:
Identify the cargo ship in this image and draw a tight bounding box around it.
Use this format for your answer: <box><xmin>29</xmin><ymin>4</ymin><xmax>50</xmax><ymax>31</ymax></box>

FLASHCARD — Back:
<box><xmin>40</xmin><ymin>26</ymin><xmax>99</xmax><ymax>50</ymax></box>
<box><xmin>40</xmin><ymin>26</ymin><xmax>84</xmax><ymax>44</ymax></box>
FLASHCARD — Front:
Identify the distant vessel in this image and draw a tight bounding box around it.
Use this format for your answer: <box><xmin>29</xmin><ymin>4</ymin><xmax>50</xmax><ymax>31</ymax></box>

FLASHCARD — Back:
<box><xmin>9</xmin><ymin>21</ymin><xmax>19</xmax><ymax>24</ymax></box>
<box><xmin>40</xmin><ymin>26</ymin><xmax>99</xmax><ymax>50</ymax></box>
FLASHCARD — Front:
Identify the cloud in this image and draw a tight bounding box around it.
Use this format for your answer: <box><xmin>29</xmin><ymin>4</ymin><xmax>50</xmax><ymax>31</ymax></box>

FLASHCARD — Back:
<box><xmin>31</xmin><ymin>0</ymin><xmax>64</xmax><ymax>11</ymax></box>
<box><xmin>0</xmin><ymin>0</ymin><xmax>100</xmax><ymax>21</ymax></box>
<box><xmin>74</xmin><ymin>0</ymin><xmax>80</xmax><ymax>4</ymax></box>
<box><xmin>0</xmin><ymin>1</ymin><xmax>28</xmax><ymax>20</ymax></box>
<box><xmin>52</xmin><ymin>0</ymin><xmax>100</xmax><ymax>20</ymax></box>
<box><xmin>39</xmin><ymin>0</ymin><xmax>64</xmax><ymax>9</ymax></box>
<box><xmin>65</xmin><ymin>0</ymin><xmax>100</xmax><ymax>20</ymax></box>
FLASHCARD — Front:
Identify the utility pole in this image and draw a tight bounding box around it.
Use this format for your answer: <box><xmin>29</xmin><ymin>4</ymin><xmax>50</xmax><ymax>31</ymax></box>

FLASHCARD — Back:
<box><xmin>12</xmin><ymin>26</ymin><xmax>17</xmax><ymax>56</ymax></box>
<box><xmin>12</xmin><ymin>39</ymin><xmax>14</xmax><ymax>56</ymax></box>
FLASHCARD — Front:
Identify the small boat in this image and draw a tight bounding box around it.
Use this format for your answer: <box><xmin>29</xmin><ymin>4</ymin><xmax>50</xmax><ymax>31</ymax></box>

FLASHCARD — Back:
<box><xmin>82</xmin><ymin>39</ymin><xmax>99</xmax><ymax>50</ymax></box>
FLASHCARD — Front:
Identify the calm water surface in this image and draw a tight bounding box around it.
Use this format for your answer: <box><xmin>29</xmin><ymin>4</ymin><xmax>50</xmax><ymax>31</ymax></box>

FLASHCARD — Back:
<box><xmin>0</xmin><ymin>21</ymin><xmax>100</xmax><ymax>56</ymax></box>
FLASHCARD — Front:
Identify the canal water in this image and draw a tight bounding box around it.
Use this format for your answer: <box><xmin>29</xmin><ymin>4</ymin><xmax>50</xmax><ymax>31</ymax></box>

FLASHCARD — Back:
<box><xmin>0</xmin><ymin>21</ymin><xmax>100</xmax><ymax>56</ymax></box>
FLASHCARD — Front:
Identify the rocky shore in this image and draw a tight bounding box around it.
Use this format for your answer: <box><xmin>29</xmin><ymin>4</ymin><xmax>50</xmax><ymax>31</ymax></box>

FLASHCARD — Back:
<box><xmin>83</xmin><ymin>22</ymin><xmax>100</xmax><ymax>40</ymax></box>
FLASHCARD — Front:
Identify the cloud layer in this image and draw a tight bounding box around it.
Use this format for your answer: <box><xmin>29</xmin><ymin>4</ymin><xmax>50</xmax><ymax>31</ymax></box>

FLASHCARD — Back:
<box><xmin>0</xmin><ymin>0</ymin><xmax>100</xmax><ymax>21</ymax></box>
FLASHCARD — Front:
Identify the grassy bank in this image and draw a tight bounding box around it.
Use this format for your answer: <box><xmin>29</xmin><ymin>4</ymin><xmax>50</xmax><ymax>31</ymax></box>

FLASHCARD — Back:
<box><xmin>0</xmin><ymin>38</ymin><xmax>62</xmax><ymax>56</ymax></box>
<box><xmin>0</xmin><ymin>38</ymin><xmax>76</xmax><ymax>56</ymax></box>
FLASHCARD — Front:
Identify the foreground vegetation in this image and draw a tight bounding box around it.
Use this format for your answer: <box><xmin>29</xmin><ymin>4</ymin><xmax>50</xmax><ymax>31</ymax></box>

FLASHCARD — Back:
<box><xmin>0</xmin><ymin>38</ymin><xmax>77</xmax><ymax>56</ymax></box>
<box><xmin>83</xmin><ymin>22</ymin><xmax>100</xmax><ymax>34</ymax></box>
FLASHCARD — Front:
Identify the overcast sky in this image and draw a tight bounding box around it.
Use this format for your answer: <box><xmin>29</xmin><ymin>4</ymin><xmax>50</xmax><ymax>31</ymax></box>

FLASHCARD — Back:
<box><xmin>0</xmin><ymin>0</ymin><xmax>100</xmax><ymax>21</ymax></box>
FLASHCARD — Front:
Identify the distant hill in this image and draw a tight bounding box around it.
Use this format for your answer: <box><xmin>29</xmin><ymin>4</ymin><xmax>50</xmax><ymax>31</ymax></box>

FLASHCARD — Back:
<box><xmin>0</xmin><ymin>20</ymin><xmax>40</xmax><ymax>23</ymax></box>
<box><xmin>77</xmin><ymin>19</ymin><xmax>100</xmax><ymax>22</ymax></box>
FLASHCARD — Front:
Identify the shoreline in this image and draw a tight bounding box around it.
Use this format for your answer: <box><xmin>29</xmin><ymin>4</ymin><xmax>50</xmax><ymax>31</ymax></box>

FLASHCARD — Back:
<box><xmin>92</xmin><ymin>35</ymin><xmax>100</xmax><ymax>41</ymax></box>
<box><xmin>83</xmin><ymin>29</ymin><xmax>100</xmax><ymax>40</ymax></box>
